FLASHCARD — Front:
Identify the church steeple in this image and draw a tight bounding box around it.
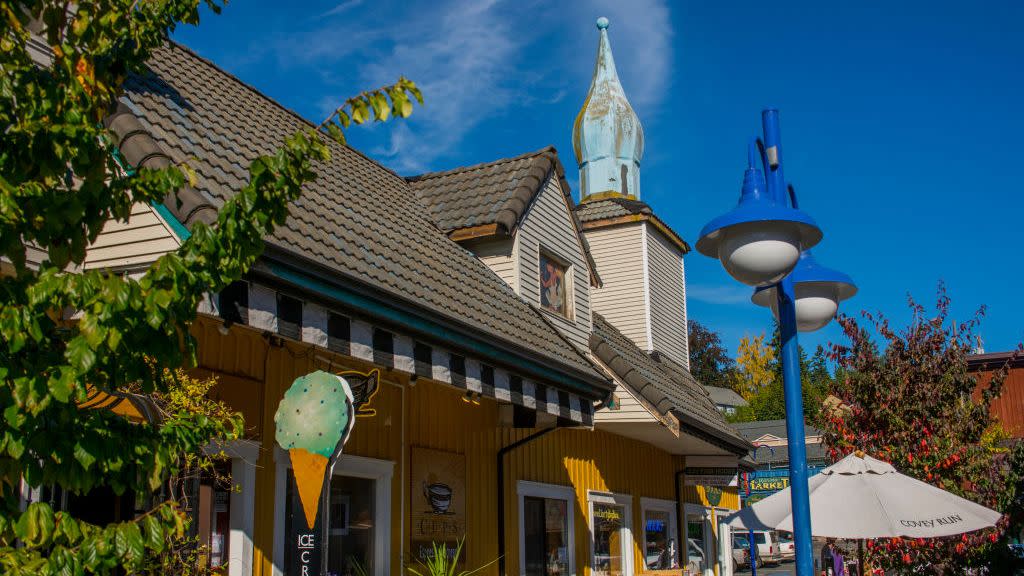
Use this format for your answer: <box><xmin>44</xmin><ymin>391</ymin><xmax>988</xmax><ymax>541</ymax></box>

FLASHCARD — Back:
<box><xmin>572</xmin><ymin>17</ymin><xmax>645</xmax><ymax>202</ymax></box>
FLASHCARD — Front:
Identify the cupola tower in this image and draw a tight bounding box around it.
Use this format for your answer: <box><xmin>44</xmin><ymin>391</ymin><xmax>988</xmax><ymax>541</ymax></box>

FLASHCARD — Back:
<box><xmin>574</xmin><ymin>18</ymin><xmax>691</xmax><ymax>368</ymax></box>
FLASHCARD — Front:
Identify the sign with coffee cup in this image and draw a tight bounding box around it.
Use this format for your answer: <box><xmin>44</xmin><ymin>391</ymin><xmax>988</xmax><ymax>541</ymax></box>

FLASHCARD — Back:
<box><xmin>410</xmin><ymin>447</ymin><xmax>467</xmax><ymax>564</ymax></box>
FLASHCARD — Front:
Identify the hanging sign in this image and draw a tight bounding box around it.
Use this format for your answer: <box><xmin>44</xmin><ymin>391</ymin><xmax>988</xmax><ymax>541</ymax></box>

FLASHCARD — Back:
<box><xmin>274</xmin><ymin>369</ymin><xmax>379</xmax><ymax>576</ymax></box>
<box><xmin>684</xmin><ymin>467</ymin><xmax>738</xmax><ymax>487</ymax></box>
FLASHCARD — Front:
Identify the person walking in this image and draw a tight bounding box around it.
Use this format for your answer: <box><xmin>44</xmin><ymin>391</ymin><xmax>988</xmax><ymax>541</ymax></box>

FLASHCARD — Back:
<box><xmin>820</xmin><ymin>539</ymin><xmax>846</xmax><ymax>576</ymax></box>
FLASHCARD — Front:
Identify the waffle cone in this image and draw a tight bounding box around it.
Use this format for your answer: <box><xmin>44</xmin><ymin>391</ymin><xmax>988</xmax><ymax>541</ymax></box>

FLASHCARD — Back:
<box><xmin>289</xmin><ymin>448</ymin><xmax>329</xmax><ymax>530</ymax></box>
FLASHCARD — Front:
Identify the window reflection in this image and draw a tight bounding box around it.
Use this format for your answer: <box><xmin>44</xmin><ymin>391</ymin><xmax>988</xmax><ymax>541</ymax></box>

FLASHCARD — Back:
<box><xmin>592</xmin><ymin>503</ymin><xmax>625</xmax><ymax>576</ymax></box>
<box><xmin>524</xmin><ymin>496</ymin><xmax>569</xmax><ymax>575</ymax></box>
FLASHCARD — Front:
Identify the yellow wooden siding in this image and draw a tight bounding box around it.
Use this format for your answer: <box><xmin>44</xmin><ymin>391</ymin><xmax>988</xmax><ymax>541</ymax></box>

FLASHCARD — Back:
<box><xmin>584</xmin><ymin>222</ymin><xmax>649</xmax><ymax>351</ymax></box>
<box><xmin>192</xmin><ymin>317</ymin><xmax>699</xmax><ymax>576</ymax></box>
<box><xmin>682</xmin><ymin>485</ymin><xmax>740</xmax><ymax>510</ymax></box>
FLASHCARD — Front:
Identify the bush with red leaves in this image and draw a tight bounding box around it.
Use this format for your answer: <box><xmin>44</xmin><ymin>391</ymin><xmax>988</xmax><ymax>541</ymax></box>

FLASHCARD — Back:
<box><xmin>819</xmin><ymin>284</ymin><xmax>1023</xmax><ymax>574</ymax></box>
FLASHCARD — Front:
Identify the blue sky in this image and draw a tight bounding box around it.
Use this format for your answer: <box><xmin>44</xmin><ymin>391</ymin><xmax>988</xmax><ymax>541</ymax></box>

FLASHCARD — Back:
<box><xmin>174</xmin><ymin>0</ymin><xmax>1024</xmax><ymax>357</ymax></box>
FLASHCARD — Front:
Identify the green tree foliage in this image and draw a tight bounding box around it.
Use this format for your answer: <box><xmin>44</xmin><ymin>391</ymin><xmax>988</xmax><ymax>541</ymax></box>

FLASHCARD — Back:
<box><xmin>731</xmin><ymin>332</ymin><xmax>775</xmax><ymax>400</ymax></box>
<box><xmin>0</xmin><ymin>1</ymin><xmax>421</xmax><ymax>573</ymax></box>
<box><xmin>687</xmin><ymin>319</ymin><xmax>735</xmax><ymax>389</ymax></box>
<box><xmin>819</xmin><ymin>286</ymin><xmax>1024</xmax><ymax>573</ymax></box>
<box><xmin>731</xmin><ymin>332</ymin><xmax>834</xmax><ymax>424</ymax></box>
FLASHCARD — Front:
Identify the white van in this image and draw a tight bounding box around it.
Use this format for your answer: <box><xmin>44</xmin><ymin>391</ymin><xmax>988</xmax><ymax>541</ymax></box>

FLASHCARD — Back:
<box><xmin>750</xmin><ymin>530</ymin><xmax>782</xmax><ymax>566</ymax></box>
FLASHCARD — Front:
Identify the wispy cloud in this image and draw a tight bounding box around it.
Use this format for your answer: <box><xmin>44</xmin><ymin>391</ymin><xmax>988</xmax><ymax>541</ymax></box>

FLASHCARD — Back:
<box><xmin>570</xmin><ymin>0</ymin><xmax>674</xmax><ymax>111</ymax></box>
<box><xmin>233</xmin><ymin>0</ymin><xmax>673</xmax><ymax>173</ymax></box>
<box><xmin>687</xmin><ymin>283</ymin><xmax>755</xmax><ymax>305</ymax></box>
<box><xmin>319</xmin><ymin>0</ymin><xmax>364</xmax><ymax>19</ymax></box>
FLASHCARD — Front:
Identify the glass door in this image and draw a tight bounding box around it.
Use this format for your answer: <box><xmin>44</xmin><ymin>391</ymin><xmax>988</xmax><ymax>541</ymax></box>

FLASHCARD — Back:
<box><xmin>284</xmin><ymin>472</ymin><xmax>377</xmax><ymax>576</ymax></box>
<box><xmin>590</xmin><ymin>492</ymin><xmax>633</xmax><ymax>576</ymax></box>
<box><xmin>688</xmin><ymin>506</ymin><xmax>712</xmax><ymax>573</ymax></box>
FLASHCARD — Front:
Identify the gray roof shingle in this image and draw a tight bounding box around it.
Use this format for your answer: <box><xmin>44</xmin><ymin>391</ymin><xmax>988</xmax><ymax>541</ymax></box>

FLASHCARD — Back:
<box><xmin>120</xmin><ymin>42</ymin><xmax>610</xmax><ymax>393</ymax></box>
<box><xmin>575</xmin><ymin>196</ymin><xmax>653</xmax><ymax>223</ymax></box>
<box><xmin>574</xmin><ymin>196</ymin><xmax>691</xmax><ymax>253</ymax></box>
<box><xmin>407</xmin><ymin>148</ymin><xmax>556</xmax><ymax>234</ymax></box>
<box><xmin>590</xmin><ymin>313</ymin><xmax>750</xmax><ymax>452</ymax></box>
<box><xmin>705</xmin><ymin>386</ymin><xmax>748</xmax><ymax>408</ymax></box>
<box><xmin>408</xmin><ymin>148</ymin><xmax>601</xmax><ymax>286</ymax></box>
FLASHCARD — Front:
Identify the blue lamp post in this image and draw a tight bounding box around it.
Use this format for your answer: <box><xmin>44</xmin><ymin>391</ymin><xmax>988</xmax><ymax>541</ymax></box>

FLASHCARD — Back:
<box><xmin>697</xmin><ymin>109</ymin><xmax>857</xmax><ymax>576</ymax></box>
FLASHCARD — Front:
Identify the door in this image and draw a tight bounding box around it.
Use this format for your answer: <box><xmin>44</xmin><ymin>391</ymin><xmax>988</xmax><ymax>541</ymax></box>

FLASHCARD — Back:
<box><xmin>590</xmin><ymin>491</ymin><xmax>633</xmax><ymax>576</ymax></box>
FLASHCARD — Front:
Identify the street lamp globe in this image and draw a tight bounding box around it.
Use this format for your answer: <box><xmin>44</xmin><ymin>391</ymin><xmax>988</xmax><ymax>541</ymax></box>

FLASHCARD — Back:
<box><xmin>718</xmin><ymin>221</ymin><xmax>803</xmax><ymax>286</ymax></box>
<box><xmin>696</xmin><ymin>142</ymin><xmax>822</xmax><ymax>287</ymax></box>
<box><xmin>752</xmin><ymin>251</ymin><xmax>858</xmax><ymax>332</ymax></box>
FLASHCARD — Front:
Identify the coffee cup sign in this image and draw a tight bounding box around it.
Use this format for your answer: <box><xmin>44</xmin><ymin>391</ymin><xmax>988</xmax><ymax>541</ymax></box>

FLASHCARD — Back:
<box><xmin>423</xmin><ymin>481</ymin><xmax>454</xmax><ymax>514</ymax></box>
<box><xmin>411</xmin><ymin>448</ymin><xmax>467</xmax><ymax>563</ymax></box>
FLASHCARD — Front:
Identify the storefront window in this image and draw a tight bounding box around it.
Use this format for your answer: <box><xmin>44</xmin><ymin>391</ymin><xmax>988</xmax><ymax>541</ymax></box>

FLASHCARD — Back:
<box><xmin>686</xmin><ymin>513</ymin><xmax>707</xmax><ymax>575</ymax></box>
<box><xmin>643</xmin><ymin>509</ymin><xmax>677</xmax><ymax>570</ymax></box>
<box><xmin>208</xmin><ymin>463</ymin><xmax>232</xmax><ymax>570</ymax></box>
<box><xmin>592</xmin><ymin>502</ymin><xmax>627</xmax><ymax>576</ymax></box>
<box><xmin>523</xmin><ymin>496</ymin><xmax>569</xmax><ymax>575</ymax></box>
<box><xmin>285</xmin><ymin>471</ymin><xmax>376</xmax><ymax>576</ymax></box>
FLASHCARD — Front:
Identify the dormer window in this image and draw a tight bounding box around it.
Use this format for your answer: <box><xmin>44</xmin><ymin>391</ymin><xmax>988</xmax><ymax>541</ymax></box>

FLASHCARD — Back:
<box><xmin>540</xmin><ymin>250</ymin><xmax>572</xmax><ymax>320</ymax></box>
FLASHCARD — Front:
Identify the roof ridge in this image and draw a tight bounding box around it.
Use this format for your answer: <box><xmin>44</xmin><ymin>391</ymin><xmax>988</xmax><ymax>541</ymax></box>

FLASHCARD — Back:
<box><xmin>164</xmin><ymin>39</ymin><xmax>409</xmax><ymax>185</ymax></box>
<box><xmin>406</xmin><ymin>145</ymin><xmax>556</xmax><ymax>182</ymax></box>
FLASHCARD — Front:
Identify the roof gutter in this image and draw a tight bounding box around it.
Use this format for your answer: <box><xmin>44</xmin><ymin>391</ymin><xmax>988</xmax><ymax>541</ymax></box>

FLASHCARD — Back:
<box><xmin>258</xmin><ymin>246</ymin><xmax>613</xmax><ymax>398</ymax></box>
<box><xmin>673</xmin><ymin>410</ymin><xmax>753</xmax><ymax>456</ymax></box>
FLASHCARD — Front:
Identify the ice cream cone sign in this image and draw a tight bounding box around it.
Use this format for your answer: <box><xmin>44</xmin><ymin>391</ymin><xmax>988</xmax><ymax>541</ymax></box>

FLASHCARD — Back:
<box><xmin>274</xmin><ymin>370</ymin><xmax>358</xmax><ymax>530</ymax></box>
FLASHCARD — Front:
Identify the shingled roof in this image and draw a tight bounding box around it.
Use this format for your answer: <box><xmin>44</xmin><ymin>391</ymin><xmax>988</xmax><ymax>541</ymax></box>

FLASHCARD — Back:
<box><xmin>590</xmin><ymin>313</ymin><xmax>750</xmax><ymax>453</ymax></box>
<box><xmin>408</xmin><ymin>148</ymin><xmax>556</xmax><ymax>235</ymax></box>
<box><xmin>408</xmin><ymin>148</ymin><xmax>600</xmax><ymax>286</ymax></box>
<box><xmin>112</xmin><ymin>42</ymin><xmax>610</xmax><ymax>394</ymax></box>
<box><xmin>574</xmin><ymin>196</ymin><xmax>691</xmax><ymax>253</ymax></box>
<box><xmin>575</xmin><ymin>196</ymin><xmax>653</xmax><ymax>223</ymax></box>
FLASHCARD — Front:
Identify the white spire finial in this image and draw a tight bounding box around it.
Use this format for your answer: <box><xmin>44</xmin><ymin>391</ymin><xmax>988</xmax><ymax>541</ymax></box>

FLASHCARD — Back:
<box><xmin>572</xmin><ymin>17</ymin><xmax>644</xmax><ymax>201</ymax></box>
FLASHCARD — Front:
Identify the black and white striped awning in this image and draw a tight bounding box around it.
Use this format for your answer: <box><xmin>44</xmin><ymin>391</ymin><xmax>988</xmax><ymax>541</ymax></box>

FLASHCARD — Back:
<box><xmin>201</xmin><ymin>281</ymin><xmax>594</xmax><ymax>426</ymax></box>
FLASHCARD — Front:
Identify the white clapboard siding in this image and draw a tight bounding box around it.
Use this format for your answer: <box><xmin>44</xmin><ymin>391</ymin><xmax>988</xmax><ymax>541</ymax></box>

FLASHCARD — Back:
<box><xmin>593</xmin><ymin>380</ymin><xmax>659</xmax><ymax>423</ymax></box>
<box><xmin>83</xmin><ymin>202</ymin><xmax>181</xmax><ymax>272</ymax></box>
<box><xmin>645</xmin><ymin>224</ymin><xmax>689</xmax><ymax>367</ymax></box>
<box><xmin>584</xmin><ymin>221</ymin><xmax>649</xmax><ymax>351</ymax></box>
<box><xmin>24</xmin><ymin>244</ymin><xmax>48</xmax><ymax>269</ymax></box>
<box><xmin>470</xmin><ymin>238</ymin><xmax>517</xmax><ymax>291</ymax></box>
<box><xmin>514</xmin><ymin>175</ymin><xmax>593</xmax><ymax>351</ymax></box>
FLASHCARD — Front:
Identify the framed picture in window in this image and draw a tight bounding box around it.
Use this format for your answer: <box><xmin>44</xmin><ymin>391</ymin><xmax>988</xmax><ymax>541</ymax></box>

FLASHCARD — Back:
<box><xmin>539</xmin><ymin>251</ymin><xmax>570</xmax><ymax>318</ymax></box>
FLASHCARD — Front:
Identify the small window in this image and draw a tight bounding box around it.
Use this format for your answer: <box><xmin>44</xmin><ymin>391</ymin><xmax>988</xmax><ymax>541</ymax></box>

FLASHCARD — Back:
<box><xmin>328</xmin><ymin>313</ymin><xmax>351</xmax><ymax>354</ymax></box>
<box><xmin>519</xmin><ymin>482</ymin><xmax>574</xmax><ymax>576</ymax></box>
<box><xmin>539</xmin><ymin>251</ymin><xmax>571</xmax><ymax>319</ymax></box>
<box><xmin>277</xmin><ymin>294</ymin><xmax>302</xmax><ymax>340</ymax></box>
<box><xmin>641</xmin><ymin>498</ymin><xmax>679</xmax><ymax>570</ymax></box>
<box><xmin>218</xmin><ymin>281</ymin><xmax>248</xmax><ymax>325</ymax></box>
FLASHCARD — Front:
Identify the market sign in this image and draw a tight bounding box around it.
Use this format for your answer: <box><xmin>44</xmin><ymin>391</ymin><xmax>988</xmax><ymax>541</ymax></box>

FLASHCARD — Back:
<box><xmin>749</xmin><ymin>476</ymin><xmax>789</xmax><ymax>492</ymax></box>
<box><xmin>684</xmin><ymin>467</ymin><xmax>737</xmax><ymax>487</ymax></box>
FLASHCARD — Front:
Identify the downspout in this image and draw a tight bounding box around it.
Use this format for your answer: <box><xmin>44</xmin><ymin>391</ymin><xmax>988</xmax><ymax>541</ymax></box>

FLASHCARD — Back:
<box><xmin>497</xmin><ymin>426</ymin><xmax>558</xmax><ymax>576</ymax></box>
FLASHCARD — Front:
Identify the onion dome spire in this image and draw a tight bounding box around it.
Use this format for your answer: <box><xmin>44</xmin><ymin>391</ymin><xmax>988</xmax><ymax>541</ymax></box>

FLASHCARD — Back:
<box><xmin>573</xmin><ymin>17</ymin><xmax>645</xmax><ymax>201</ymax></box>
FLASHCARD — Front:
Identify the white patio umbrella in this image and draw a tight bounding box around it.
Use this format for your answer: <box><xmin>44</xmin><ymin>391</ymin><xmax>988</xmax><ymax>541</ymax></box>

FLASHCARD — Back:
<box><xmin>725</xmin><ymin>451</ymin><xmax>1002</xmax><ymax>539</ymax></box>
